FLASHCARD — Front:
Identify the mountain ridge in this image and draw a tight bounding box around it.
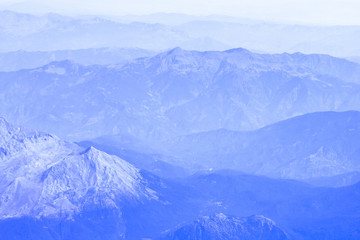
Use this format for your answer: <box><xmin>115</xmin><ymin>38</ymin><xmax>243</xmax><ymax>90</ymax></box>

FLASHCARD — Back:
<box><xmin>0</xmin><ymin>117</ymin><xmax>155</xmax><ymax>219</ymax></box>
<box><xmin>162</xmin><ymin>111</ymin><xmax>360</xmax><ymax>179</ymax></box>
<box><xmin>1</xmin><ymin>47</ymin><xmax>360</xmax><ymax>142</ymax></box>
<box><xmin>159</xmin><ymin>213</ymin><xmax>289</xmax><ymax>240</ymax></box>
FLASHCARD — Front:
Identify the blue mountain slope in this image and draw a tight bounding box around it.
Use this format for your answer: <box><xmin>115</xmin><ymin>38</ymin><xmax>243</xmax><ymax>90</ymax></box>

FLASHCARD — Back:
<box><xmin>77</xmin><ymin>138</ymin><xmax>190</xmax><ymax>179</ymax></box>
<box><xmin>164</xmin><ymin>111</ymin><xmax>360</xmax><ymax>179</ymax></box>
<box><xmin>1</xmin><ymin>118</ymin><xmax>360</xmax><ymax>239</ymax></box>
<box><xmin>0</xmin><ymin>48</ymin><xmax>360</xmax><ymax>143</ymax></box>
<box><xmin>184</xmin><ymin>170</ymin><xmax>360</xmax><ymax>240</ymax></box>
<box><xmin>159</xmin><ymin>214</ymin><xmax>289</xmax><ymax>240</ymax></box>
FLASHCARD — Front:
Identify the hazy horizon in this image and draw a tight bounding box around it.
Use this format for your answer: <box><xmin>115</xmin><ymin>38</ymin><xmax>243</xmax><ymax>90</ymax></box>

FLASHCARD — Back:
<box><xmin>1</xmin><ymin>1</ymin><xmax>360</xmax><ymax>240</ymax></box>
<box><xmin>1</xmin><ymin>0</ymin><xmax>360</xmax><ymax>26</ymax></box>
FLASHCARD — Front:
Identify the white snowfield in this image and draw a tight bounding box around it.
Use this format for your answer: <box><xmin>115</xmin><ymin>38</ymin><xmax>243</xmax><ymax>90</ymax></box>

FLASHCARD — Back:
<box><xmin>0</xmin><ymin>117</ymin><xmax>156</xmax><ymax>219</ymax></box>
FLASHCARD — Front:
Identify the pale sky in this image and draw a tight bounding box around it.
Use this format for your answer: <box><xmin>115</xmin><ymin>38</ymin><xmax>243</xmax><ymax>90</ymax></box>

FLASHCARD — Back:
<box><xmin>1</xmin><ymin>0</ymin><xmax>360</xmax><ymax>25</ymax></box>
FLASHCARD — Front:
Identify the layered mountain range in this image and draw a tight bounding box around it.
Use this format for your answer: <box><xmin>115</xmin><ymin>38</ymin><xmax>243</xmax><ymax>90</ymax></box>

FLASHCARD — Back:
<box><xmin>1</xmin><ymin>8</ymin><xmax>359</xmax><ymax>240</ymax></box>
<box><xmin>1</xmin><ymin>47</ymin><xmax>360</xmax><ymax>143</ymax></box>
<box><xmin>1</xmin><ymin>47</ymin><xmax>360</xmax><ymax>183</ymax></box>
<box><xmin>1</xmin><ymin>118</ymin><xmax>360</xmax><ymax>239</ymax></box>
<box><xmin>0</xmin><ymin>48</ymin><xmax>155</xmax><ymax>72</ymax></box>
<box><xmin>1</xmin><ymin>10</ymin><xmax>360</xmax><ymax>57</ymax></box>
<box><xmin>160</xmin><ymin>111</ymin><xmax>360</xmax><ymax>180</ymax></box>
<box><xmin>80</xmin><ymin>111</ymin><xmax>360</xmax><ymax>183</ymax></box>
<box><xmin>0</xmin><ymin>118</ymin><xmax>290</xmax><ymax>239</ymax></box>
<box><xmin>0</xmin><ymin>10</ymin><xmax>224</xmax><ymax>52</ymax></box>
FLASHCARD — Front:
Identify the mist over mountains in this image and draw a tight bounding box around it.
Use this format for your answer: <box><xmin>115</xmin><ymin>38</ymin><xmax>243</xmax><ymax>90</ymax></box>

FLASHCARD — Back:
<box><xmin>1</xmin><ymin>46</ymin><xmax>360</xmax><ymax>182</ymax></box>
<box><xmin>0</xmin><ymin>48</ymin><xmax>155</xmax><ymax>72</ymax></box>
<box><xmin>1</xmin><ymin>8</ymin><xmax>360</xmax><ymax>240</ymax></box>
<box><xmin>162</xmin><ymin>111</ymin><xmax>360</xmax><ymax>179</ymax></box>
<box><xmin>1</xmin><ymin>10</ymin><xmax>360</xmax><ymax>57</ymax></box>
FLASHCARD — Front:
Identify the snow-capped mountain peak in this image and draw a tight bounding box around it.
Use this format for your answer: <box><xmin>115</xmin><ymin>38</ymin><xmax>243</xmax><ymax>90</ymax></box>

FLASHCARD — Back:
<box><xmin>0</xmin><ymin>118</ymin><xmax>155</xmax><ymax>219</ymax></box>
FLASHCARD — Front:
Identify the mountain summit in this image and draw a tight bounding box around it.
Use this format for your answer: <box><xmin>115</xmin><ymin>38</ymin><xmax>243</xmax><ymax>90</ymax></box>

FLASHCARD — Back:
<box><xmin>160</xmin><ymin>213</ymin><xmax>289</xmax><ymax>240</ymax></box>
<box><xmin>0</xmin><ymin>118</ymin><xmax>155</xmax><ymax>219</ymax></box>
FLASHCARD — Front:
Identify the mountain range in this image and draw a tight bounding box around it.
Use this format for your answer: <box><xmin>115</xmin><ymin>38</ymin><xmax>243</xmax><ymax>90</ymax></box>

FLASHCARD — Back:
<box><xmin>0</xmin><ymin>48</ymin><xmax>155</xmax><ymax>72</ymax></box>
<box><xmin>1</xmin><ymin>10</ymin><xmax>360</xmax><ymax>57</ymax></box>
<box><xmin>1</xmin><ymin>118</ymin><xmax>360</xmax><ymax>239</ymax></box>
<box><xmin>1</xmin><ymin>8</ymin><xmax>360</xmax><ymax>240</ymax></box>
<box><xmin>0</xmin><ymin>10</ymin><xmax>226</xmax><ymax>52</ymax></box>
<box><xmin>159</xmin><ymin>111</ymin><xmax>360</xmax><ymax>180</ymax></box>
<box><xmin>1</xmin><ymin>47</ymin><xmax>360</xmax><ymax>143</ymax></box>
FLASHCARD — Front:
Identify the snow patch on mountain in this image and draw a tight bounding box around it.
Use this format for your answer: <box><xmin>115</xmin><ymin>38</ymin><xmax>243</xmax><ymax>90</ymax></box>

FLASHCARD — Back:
<box><xmin>0</xmin><ymin>118</ymin><xmax>156</xmax><ymax>219</ymax></box>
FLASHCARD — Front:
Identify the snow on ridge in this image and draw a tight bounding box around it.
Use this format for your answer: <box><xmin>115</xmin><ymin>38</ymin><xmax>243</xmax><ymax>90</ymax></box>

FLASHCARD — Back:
<box><xmin>204</xmin><ymin>213</ymin><xmax>276</xmax><ymax>226</ymax></box>
<box><xmin>0</xmin><ymin>118</ymin><xmax>155</xmax><ymax>219</ymax></box>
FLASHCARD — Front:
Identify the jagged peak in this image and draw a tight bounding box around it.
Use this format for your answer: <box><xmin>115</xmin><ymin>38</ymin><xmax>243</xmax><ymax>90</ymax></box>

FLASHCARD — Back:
<box><xmin>167</xmin><ymin>47</ymin><xmax>186</xmax><ymax>55</ymax></box>
<box><xmin>152</xmin><ymin>47</ymin><xmax>192</xmax><ymax>61</ymax></box>
<box><xmin>163</xmin><ymin>213</ymin><xmax>289</xmax><ymax>240</ymax></box>
<box><xmin>0</xmin><ymin>116</ymin><xmax>57</xmax><ymax>140</ymax></box>
<box><xmin>80</xmin><ymin>146</ymin><xmax>97</xmax><ymax>155</ymax></box>
<box><xmin>0</xmin><ymin>120</ymin><xmax>154</xmax><ymax>219</ymax></box>
<box><xmin>81</xmin><ymin>146</ymin><xmax>127</xmax><ymax>164</ymax></box>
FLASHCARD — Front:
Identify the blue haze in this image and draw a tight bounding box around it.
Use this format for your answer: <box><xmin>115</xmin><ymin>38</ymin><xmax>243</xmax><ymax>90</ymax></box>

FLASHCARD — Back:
<box><xmin>0</xmin><ymin>10</ymin><xmax>360</xmax><ymax>240</ymax></box>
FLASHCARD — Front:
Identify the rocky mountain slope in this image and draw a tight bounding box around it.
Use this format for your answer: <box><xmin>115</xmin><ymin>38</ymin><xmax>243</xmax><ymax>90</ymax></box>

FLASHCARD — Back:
<box><xmin>1</xmin><ymin>48</ymin><xmax>360</xmax><ymax>142</ymax></box>
<box><xmin>1</xmin><ymin>119</ymin><xmax>360</xmax><ymax>239</ymax></box>
<box><xmin>0</xmin><ymin>117</ymin><xmax>155</xmax><ymax>219</ymax></box>
<box><xmin>160</xmin><ymin>214</ymin><xmax>289</xmax><ymax>240</ymax></box>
